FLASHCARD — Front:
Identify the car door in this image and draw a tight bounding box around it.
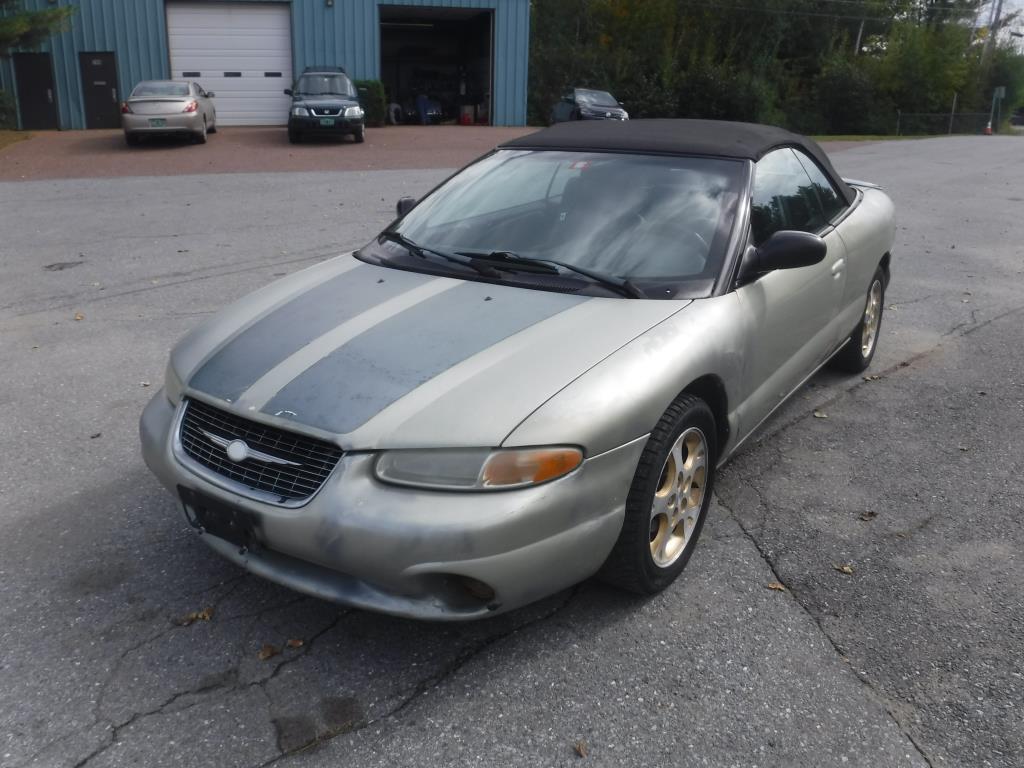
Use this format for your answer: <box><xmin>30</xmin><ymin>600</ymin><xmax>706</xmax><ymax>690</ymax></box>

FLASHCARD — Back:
<box><xmin>734</xmin><ymin>148</ymin><xmax>848</xmax><ymax>437</ymax></box>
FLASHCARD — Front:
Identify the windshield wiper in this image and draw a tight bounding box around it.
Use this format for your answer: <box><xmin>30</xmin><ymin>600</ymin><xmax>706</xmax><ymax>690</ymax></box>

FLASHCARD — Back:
<box><xmin>379</xmin><ymin>232</ymin><xmax>500</xmax><ymax>278</ymax></box>
<box><xmin>462</xmin><ymin>250</ymin><xmax>646</xmax><ymax>299</ymax></box>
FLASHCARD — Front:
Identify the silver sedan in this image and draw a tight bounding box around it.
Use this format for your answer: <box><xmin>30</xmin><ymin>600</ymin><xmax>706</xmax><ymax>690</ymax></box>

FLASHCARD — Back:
<box><xmin>140</xmin><ymin>119</ymin><xmax>895</xmax><ymax>620</ymax></box>
<box><xmin>122</xmin><ymin>80</ymin><xmax>217</xmax><ymax>145</ymax></box>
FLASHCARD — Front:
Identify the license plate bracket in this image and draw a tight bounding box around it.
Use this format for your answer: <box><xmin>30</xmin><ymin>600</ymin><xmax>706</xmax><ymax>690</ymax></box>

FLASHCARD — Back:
<box><xmin>319</xmin><ymin>117</ymin><xmax>335</xmax><ymax>127</ymax></box>
<box><xmin>149</xmin><ymin>118</ymin><xmax>166</xmax><ymax>127</ymax></box>
<box><xmin>179</xmin><ymin>486</ymin><xmax>260</xmax><ymax>551</ymax></box>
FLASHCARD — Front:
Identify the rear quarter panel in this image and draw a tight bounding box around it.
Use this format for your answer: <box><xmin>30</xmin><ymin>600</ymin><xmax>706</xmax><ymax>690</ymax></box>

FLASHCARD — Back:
<box><xmin>836</xmin><ymin>186</ymin><xmax>896</xmax><ymax>334</ymax></box>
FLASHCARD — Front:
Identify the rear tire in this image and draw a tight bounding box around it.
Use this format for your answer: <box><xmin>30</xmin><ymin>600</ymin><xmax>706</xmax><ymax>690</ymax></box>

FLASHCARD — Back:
<box><xmin>600</xmin><ymin>394</ymin><xmax>717</xmax><ymax>594</ymax></box>
<box><xmin>830</xmin><ymin>267</ymin><xmax>885</xmax><ymax>373</ymax></box>
<box><xmin>193</xmin><ymin>118</ymin><xmax>207</xmax><ymax>144</ymax></box>
<box><xmin>124</xmin><ymin>132</ymin><xmax>140</xmax><ymax>146</ymax></box>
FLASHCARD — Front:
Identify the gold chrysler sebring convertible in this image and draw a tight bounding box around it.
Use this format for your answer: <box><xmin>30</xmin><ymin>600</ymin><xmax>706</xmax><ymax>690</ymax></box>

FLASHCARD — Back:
<box><xmin>141</xmin><ymin>119</ymin><xmax>895</xmax><ymax>620</ymax></box>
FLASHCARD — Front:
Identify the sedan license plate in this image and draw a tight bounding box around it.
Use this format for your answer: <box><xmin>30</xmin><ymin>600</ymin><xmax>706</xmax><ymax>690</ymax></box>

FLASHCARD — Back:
<box><xmin>179</xmin><ymin>486</ymin><xmax>260</xmax><ymax>551</ymax></box>
<box><xmin>319</xmin><ymin>117</ymin><xmax>335</xmax><ymax>127</ymax></box>
<box><xmin>149</xmin><ymin>118</ymin><xmax>166</xmax><ymax>127</ymax></box>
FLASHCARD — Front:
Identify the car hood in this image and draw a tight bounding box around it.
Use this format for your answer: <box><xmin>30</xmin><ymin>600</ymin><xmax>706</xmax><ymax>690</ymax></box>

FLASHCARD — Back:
<box><xmin>172</xmin><ymin>256</ymin><xmax>688</xmax><ymax>449</ymax></box>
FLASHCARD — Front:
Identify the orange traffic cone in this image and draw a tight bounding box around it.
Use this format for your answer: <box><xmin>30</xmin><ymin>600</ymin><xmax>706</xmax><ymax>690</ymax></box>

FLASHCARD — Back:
<box><xmin>984</xmin><ymin>121</ymin><xmax>993</xmax><ymax>135</ymax></box>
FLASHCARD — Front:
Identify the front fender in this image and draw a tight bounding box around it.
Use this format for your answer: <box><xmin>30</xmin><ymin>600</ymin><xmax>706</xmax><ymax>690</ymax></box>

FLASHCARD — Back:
<box><xmin>503</xmin><ymin>295</ymin><xmax>746</xmax><ymax>458</ymax></box>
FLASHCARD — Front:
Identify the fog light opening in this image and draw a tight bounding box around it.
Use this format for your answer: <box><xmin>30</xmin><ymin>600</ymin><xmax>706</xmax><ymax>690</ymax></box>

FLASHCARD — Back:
<box><xmin>458</xmin><ymin>575</ymin><xmax>496</xmax><ymax>604</ymax></box>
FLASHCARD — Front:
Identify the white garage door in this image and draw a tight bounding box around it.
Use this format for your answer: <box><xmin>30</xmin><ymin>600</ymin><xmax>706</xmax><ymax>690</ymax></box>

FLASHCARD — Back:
<box><xmin>167</xmin><ymin>2</ymin><xmax>292</xmax><ymax>126</ymax></box>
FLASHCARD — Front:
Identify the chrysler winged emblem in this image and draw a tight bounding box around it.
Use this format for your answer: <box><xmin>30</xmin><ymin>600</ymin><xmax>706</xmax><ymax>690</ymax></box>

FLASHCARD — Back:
<box><xmin>200</xmin><ymin>430</ymin><xmax>302</xmax><ymax>467</ymax></box>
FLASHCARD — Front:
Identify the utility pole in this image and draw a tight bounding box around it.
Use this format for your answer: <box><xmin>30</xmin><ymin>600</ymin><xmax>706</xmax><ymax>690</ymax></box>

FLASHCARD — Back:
<box><xmin>983</xmin><ymin>0</ymin><xmax>1005</xmax><ymax>66</ymax></box>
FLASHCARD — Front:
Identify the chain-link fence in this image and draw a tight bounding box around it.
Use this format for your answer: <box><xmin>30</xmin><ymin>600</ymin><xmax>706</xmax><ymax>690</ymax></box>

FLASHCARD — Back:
<box><xmin>895</xmin><ymin>111</ymin><xmax>992</xmax><ymax>136</ymax></box>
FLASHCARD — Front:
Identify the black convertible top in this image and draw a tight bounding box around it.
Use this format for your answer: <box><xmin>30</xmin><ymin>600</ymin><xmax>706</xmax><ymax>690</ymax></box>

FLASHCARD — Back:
<box><xmin>500</xmin><ymin>119</ymin><xmax>854</xmax><ymax>205</ymax></box>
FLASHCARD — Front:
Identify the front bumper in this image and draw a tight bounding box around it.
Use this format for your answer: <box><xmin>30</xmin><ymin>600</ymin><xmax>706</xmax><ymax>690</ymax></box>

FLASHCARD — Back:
<box><xmin>140</xmin><ymin>392</ymin><xmax>646</xmax><ymax>620</ymax></box>
<box><xmin>123</xmin><ymin>112</ymin><xmax>203</xmax><ymax>134</ymax></box>
<box><xmin>288</xmin><ymin>115</ymin><xmax>364</xmax><ymax>135</ymax></box>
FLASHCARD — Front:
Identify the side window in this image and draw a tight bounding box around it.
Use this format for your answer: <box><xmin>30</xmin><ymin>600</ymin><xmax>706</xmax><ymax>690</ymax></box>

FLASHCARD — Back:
<box><xmin>793</xmin><ymin>150</ymin><xmax>847</xmax><ymax>221</ymax></box>
<box><xmin>751</xmin><ymin>148</ymin><xmax>827</xmax><ymax>245</ymax></box>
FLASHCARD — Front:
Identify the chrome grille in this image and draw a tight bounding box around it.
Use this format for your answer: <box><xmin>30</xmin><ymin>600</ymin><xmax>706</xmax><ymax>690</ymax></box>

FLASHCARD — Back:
<box><xmin>179</xmin><ymin>398</ymin><xmax>342</xmax><ymax>503</ymax></box>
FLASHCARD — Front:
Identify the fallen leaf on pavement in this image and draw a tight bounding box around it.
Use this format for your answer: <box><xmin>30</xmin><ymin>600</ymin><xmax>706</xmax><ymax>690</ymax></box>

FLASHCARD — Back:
<box><xmin>813</xmin><ymin>410</ymin><xmax>828</xmax><ymax>419</ymax></box>
<box><xmin>73</xmin><ymin>312</ymin><xmax>84</xmax><ymax>321</ymax></box>
<box><xmin>862</xmin><ymin>374</ymin><xmax>881</xmax><ymax>382</ymax></box>
<box><xmin>286</xmin><ymin>638</ymin><xmax>304</xmax><ymax>649</ymax></box>
<box><xmin>89</xmin><ymin>432</ymin><xmax>101</xmax><ymax>439</ymax></box>
<box><xmin>174</xmin><ymin>606</ymin><xmax>213</xmax><ymax>626</ymax></box>
<box><xmin>833</xmin><ymin>564</ymin><xmax>855</xmax><ymax>575</ymax></box>
<box><xmin>141</xmin><ymin>381</ymin><xmax>151</xmax><ymax>388</ymax></box>
<box><xmin>959</xmin><ymin>445</ymin><xmax>969</xmax><ymax>452</ymax></box>
<box><xmin>573</xmin><ymin>740</ymin><xmax>589</xmax><ymax>758</ymax></box>
<box><xmin>859</xmin><ymin>510</ymin><xmax>878</xmax><ymax>521</ymax></box>
<box><xmin>258</xmin><ymin>643</ymin><xmax>281</xmax><ymax>661</ymax></box>
<box><xmin>766</xmin><ymin>582</ymin><xmax>787</xmax><ymax>592</ymax></box>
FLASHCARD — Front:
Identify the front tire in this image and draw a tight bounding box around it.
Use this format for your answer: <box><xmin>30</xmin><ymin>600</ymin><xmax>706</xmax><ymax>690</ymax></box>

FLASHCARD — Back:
<box><xmin>288</xmin><ymin>128</ymin><xmax>301</xmax><ymax>144</ymax></box>
<box><xmin>353</xmin><ymin>125</ymin><xmax>365</xmax><ymax>143</ymax></box>
<box><xmin>600</xmin><ymin>394</ymin><xmax>717</xmax><ymax>594</ymax></box>
<box><xmin>831</xmin><ymin>267</ymin><xmax>885</xmax><ymax>373</ymax></box>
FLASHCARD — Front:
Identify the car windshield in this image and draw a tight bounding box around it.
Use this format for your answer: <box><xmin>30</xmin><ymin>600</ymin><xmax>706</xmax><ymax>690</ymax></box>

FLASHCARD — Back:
<box><xmin>131</xmin><ymin>82</ymin><xmax>189</xmax><ymax>98</ymax></box>
<box><xmin>577</xmin><ymin>89</ymin><xmax>617</xmax><ymax>105</ymax></box>
<box><xmin>385</xmin><ymin>150</ymin><xmax>743</xmax><ymax>297</ymax></box>
<box><xmin>294</xmin><ymin>74</ymin><xmax>355</xmax><ymax>96</ymax></box>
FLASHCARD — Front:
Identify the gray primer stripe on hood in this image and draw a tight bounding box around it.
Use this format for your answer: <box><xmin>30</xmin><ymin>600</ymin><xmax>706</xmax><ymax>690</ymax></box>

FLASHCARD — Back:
<box><xmin>189</xmin><ymin>264</ymin><xmax>432</xmax><ymax>403</ymax></box>
<box><xmin>262</xmin><ymin>283</ymin><xmax>589</xmax><ymax>435</ymax></box>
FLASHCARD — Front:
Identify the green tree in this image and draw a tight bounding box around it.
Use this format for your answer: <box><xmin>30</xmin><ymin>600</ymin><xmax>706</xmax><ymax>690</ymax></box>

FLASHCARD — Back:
<box><xmin>0</xmin><ymin>0</ymin><xmax>74</xmax><ymax>55</ymax></box>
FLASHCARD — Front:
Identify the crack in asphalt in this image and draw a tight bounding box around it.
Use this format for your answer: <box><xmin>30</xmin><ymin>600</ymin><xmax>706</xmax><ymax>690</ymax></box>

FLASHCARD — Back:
<box><xmin>68</xmin><ymin>607</ymin><xmax>350</xmax><ymax>768</ymax></box>
<box><xmin>713</xmin><ymin>490</ymin><xmax>936</xmax><ymax>768</ymax></box>
<box><xmin>252</xmin><ymin>586</ymin><xmax>581</xmax><ymax>767</ymax></box>
<box><xmin>1</xmin><ymin>252</ymin><xmax>326</xmax><ymax>318</ymax></box>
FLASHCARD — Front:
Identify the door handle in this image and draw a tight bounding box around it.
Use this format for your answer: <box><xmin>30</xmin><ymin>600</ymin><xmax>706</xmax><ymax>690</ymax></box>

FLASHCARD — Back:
<box><xmin>46</xmin><ymin>88</ymin><xmax>53</xmax><ymax>104</ymax></box>
<box><xmin>830</xmin><ymin>258</ymin><xmax>845</xmax><ymax>275</ymax></box>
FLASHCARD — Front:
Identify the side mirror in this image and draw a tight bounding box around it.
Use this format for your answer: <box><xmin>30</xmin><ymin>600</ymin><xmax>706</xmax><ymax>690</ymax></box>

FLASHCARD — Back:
<box><xmin>396</xmin><ymin>196</ymin><xmax>416</xmax><ymax>217</ymax></box>
<box><xmin>738</xmin><ymin>230</ymin><xmax>827</xmax><ymax>284</ymax></box>
<box><xmin>283</xmin><ymin>88</ymin><xmax>292</xmax><ymax>96</ymax></box>
<box><xmin>357</xmin><ymin>86</ymin><xmax>369</xmax><ymax>104</ymax></box>
<box><xmin>206</xmin><ymin>91</ymin><xmax>216</xmax><ymax>98</ymax></box>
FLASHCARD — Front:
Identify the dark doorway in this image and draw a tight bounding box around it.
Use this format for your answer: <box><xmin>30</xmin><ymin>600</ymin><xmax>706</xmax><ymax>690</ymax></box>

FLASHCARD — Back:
<box><xmin>13</xmin><ymin>53</ymin><xmax>58</xmax><ymax>130</ymax></box>
<box><xmin>79</xmin><ymin>52</ymin><xmax>121</xmax><ymax>128</ymax></box>
<box><xmin>379</xmin><ymin>6</ymin><xmax>492</xmax><ymax>125</ymax></box>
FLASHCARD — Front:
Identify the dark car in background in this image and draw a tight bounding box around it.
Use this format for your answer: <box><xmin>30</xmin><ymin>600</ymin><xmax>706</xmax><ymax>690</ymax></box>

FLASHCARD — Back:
<box><xmin>285</xmin><ymin>67</ymin><xmax>365</xmax><ymax>144</ymax></box>
<box><xmin>550</xmin><ymin>88</ymin><xmax>629</xmax><ymax>124</ymax></box>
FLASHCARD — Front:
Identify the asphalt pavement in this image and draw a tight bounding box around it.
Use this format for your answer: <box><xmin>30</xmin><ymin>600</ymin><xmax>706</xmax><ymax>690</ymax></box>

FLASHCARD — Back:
<box><xmin>1</xmin><ymin>135</ymin><xmax>1022</xmax><ymax>768</ymax></box>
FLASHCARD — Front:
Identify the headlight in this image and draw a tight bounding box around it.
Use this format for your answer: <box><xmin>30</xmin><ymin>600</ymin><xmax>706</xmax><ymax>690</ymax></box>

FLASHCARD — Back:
<box><xmin>344</xmin><ymin>105</ymin><xmax>364</xmax><ymax>119</ymax></box>
<box><xmin>165</xmin><ymin>363</ymin><xmax>185</xmax><ymax>406</ymax></box>
<box><xmin>374</xmin><ymin>447</ymin><xmax>583</xmax><ymax>491</ymax></box>
<box><xmin>621</xmin><ymin>111</ymin><xmax>629</xmax><ymax>120</ymax></box>
<box><xmin>292</xmin><ymin>106</ymin><xmax>309</xmax><ymax>117</ymax></box>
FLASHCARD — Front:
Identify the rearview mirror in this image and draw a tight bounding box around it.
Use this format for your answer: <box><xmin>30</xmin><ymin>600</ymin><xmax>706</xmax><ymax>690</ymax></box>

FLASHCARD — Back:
<box><xmin>738</xmin><ymin>230</ymin><xmax>827</xmax><ymax>284</ymax></box>
<box><xmin>396</xmin><ymin>196</ymin><xmax>416</xmax><ymax>217</ymax></box>
<box><xmin>283</xmin><ymin>88</ymin><xmax>292</xmax><ymax>96</ymax></box>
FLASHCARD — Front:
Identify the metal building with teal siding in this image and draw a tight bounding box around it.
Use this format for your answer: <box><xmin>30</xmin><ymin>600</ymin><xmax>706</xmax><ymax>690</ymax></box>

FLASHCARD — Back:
<box><xmin>0</xmin><ymin>0</ymin><xmax>530</xmax><ymax>130</ymax></box>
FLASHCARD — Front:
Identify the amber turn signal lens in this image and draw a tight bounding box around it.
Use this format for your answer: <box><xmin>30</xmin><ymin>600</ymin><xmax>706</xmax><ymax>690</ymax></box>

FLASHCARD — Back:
<box><xmin>480</xmin><ymin>447</ymin><xmax>583</xmax><ymax>488</ymax></box>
